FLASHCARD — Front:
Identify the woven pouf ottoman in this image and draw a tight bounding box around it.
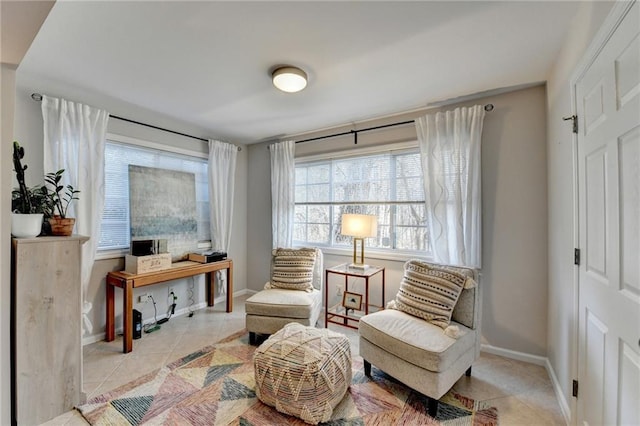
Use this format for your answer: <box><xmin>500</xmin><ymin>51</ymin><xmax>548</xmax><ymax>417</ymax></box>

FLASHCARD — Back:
<box><xmin>253</xmin><ymin>322</ymin><xmax>352</xmax><ymax>424</ymax></box>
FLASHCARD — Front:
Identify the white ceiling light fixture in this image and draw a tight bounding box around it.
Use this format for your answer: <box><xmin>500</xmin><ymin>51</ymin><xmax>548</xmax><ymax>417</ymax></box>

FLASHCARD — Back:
<box><xmin>272</xmin><ymin>66</ymin><xmax>308</xmax><ymax>93</ymax></box>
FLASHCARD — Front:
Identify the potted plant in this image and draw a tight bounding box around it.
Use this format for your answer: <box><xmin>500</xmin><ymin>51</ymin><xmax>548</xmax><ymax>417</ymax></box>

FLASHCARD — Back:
<box><xmin>11</xmin><ymin>141</ymin><xmax>50</xmax><ymax>238</ymax></box>
<box><xmin>44</xmin><ymin>169</ymin><xmax>80</xmax><ymax>236</ymax></box>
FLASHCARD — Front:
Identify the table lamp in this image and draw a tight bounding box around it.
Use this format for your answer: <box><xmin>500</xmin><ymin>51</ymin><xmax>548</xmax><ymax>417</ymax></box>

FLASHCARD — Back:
<box><xmin>341</xmin><ymin>213</ymin><xmax>378</xmax><ymax>269</ymax></box>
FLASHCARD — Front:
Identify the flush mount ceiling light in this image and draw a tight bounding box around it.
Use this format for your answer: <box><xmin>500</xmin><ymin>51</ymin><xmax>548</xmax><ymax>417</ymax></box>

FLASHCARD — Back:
<box><xmin>272</xmin><ymin>66</ymin><xmax>307</xmax><ymax>93</ymax></box>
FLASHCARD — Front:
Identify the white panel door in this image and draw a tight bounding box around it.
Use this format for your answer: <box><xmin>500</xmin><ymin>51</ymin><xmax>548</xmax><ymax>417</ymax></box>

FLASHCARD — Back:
<box><xmin>576</xmin><ymin>2</ymin><xmax>640</xmax><ymax>425</ymax></box>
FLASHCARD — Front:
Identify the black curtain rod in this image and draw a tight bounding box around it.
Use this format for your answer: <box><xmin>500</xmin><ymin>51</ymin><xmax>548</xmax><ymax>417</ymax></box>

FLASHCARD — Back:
<box><xmin>294</xmin><ymin>103</ymin><xmax>494</xmax><ymax>145</ymax></box>
<box><xmin>112</xmin><ymin>116</ymin><xmax>208</xmax><ymax>142</ymax></box>
<box><xmin>31</xmin><ymin>93</ymin><xmax>241</xmax><ymax>151</ymax></box>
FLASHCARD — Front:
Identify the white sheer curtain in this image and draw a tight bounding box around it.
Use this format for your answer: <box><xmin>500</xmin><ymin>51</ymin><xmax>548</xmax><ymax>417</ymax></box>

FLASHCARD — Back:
<box><xmin>208</xmin><ymin>139</ymin><xmax>237</xmax><ymax>295</ymax></box>
<box><xmin>270</xmin><ymin>140</ymin><xmax>295</xmax><ymax>248</ymax></box>
<box><xmin>42</xmin><ymin>95</ymin><xmax>109</xmax><ymax>335</ymax></box>
<box><xmin>416</xmin><ymin>105</ymin><xmax>485</xmax><ymax>268</ymax></box>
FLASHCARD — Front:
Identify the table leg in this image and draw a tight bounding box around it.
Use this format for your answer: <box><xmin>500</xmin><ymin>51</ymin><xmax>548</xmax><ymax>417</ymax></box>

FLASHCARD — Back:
<box><xmin>365</xmin><ymin>277</ymin><xmax>370</xmax><ymax>315</ymax></box>
<box><xmin>343</xmin><ymin>275</ymin><xmax>348</xmax><ymax>325</ymax></box>
<box><xmin>122</xmin><ymin>280</ymin><xmax>133</xmax><ymax>353</ymax></box>
<box><xmin>381</xmin><ymin>269</ymin><xmax>386</xmax><ymax>308</ymax></box>
<box><xmin>207</xmin><ymin>272</ymin><xmax>214</xmax><ymax>307</ymax></box>
<box><xmin>325</xmin><ymin>270</ymin><xmax>329</xmax><ymax>327</ymax></box>
<box><xmin>106</xmin><ymin>282</ymin><xmax>115</xmax><ymax>342</ymax></box>
<box><xmin>226</xmin><ymin>264</ymin><xmax>233</xmax><ymax>312</ymax></box>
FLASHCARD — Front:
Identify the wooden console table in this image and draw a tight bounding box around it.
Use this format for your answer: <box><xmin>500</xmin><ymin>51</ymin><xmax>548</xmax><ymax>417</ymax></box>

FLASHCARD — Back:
<box><xmin>106</xmin><ymin>259</ymin><xmax>233</xmax><ymax>353</ymax></box>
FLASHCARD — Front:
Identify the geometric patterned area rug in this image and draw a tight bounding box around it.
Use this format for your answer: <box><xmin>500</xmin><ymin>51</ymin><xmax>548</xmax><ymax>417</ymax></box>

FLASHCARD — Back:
<box><xmin>78</xmin><ymin>330</ymin><xmax>498</xmax><ymax>425</ymax></box>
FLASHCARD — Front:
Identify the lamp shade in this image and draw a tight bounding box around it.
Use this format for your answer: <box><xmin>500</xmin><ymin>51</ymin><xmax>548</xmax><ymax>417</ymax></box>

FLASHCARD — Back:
<box><xmin>272</xmin><ymin>66</ymin><xmax>307</xmax><ymax>93</ymax></box>
<box><xmin>341</xmin><ymin>214</ymin><xmax>378</xmax><ymax>238</ymax></box>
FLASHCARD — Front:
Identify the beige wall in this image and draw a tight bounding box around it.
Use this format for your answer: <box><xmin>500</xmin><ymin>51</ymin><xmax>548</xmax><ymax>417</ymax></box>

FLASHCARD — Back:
<box><xmin>248</xmin><ymin>84</ymin><xmax>549</xmax><ymax>356</ymax></box>
<box><xmin>12</xmin><ymin>81</ymin><xmax>249</xmax><ymax>342</ymax></box>
<box><xmin>480</xmin><ymin>86</ymin><xmax>548</xmax><ymax>355</ymax></box>
<box><xmin>1</xmin><ymin>63</ymin><xmax>17</xmax><ymax>426</ymax></box>
<box><xmin>2</xmin><ymin>1</ymin><xmax>55</xmax><ymax>421</ymax></box>
<box><xmin>546</xmin><ymin>0</ymin><xmax>613</xmax><ymax>418</ymax></box>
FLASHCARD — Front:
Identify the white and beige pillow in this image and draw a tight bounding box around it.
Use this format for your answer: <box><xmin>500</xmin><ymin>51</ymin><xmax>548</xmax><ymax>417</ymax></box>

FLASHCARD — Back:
<box><xmin>392</xmin><ymin>259</ymin><xmax>472</xmax><ymax>329</ymax></box>
<box><xmin>266</xmin><ymin>247</ymin><xmax>317</xmax><ymax>292</ymax></box>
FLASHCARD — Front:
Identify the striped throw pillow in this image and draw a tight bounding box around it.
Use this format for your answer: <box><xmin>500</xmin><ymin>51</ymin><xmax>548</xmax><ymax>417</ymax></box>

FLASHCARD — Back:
<box><xmin>270</xmin><ymin>248</ymin><xmax>317</xmax><ymax>292</ymax></box>
<box><xmin>394</xmin><ymin>259</ymin><xmax>467</xmax><ymax>328</ymax></box>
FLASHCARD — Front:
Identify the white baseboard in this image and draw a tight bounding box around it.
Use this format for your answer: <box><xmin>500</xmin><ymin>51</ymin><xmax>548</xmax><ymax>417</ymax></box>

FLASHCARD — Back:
<box><xmin>82</xmin><ymin>289</ymin><xmax>248</xmax><ymax>346</ymax></box>
<box><xmin>481</xmin><ymin>343</ymin><xmax>547</xmax><ymax>366</ymax></box>
<box><xmin>545</xmin><ymin>358</ymin><xmax>571</xmax><ymax>425</ymax></box>
<box><xmin>481</xmin><ymin>344</ymin><xmax>570</xmax><ymax>425</ymax></box>
<box><xmin>83</xmin><ymin>333</ymin><xmax>105</xmax><ymax>346</ymax></box>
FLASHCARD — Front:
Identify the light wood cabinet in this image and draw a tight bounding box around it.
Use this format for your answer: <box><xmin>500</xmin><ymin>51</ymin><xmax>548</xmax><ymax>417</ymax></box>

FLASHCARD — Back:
<box><xmin>11</xmin><ymin>235</ymin><xmax>88</xmax><ymax>425</ymax></box>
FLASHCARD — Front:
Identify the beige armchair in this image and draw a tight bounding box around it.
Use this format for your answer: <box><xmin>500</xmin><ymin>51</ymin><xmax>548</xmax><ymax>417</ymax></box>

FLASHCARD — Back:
<box><xmin>358</xmin><ymin>260</ymin><xmax>480</xmax><ymax>418</ymax></box>
<box><xmin>245</xmin><ymin>248</ymin><xmax>323</xmax><ymax>345</ymax></box>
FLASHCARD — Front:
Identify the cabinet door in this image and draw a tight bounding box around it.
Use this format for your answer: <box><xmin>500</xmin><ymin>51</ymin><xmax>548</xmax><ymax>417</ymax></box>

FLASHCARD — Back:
<box><xmin>12</xmin><ymin>237</ymin><xmax>85</xmax><ymax>425</ymax></box>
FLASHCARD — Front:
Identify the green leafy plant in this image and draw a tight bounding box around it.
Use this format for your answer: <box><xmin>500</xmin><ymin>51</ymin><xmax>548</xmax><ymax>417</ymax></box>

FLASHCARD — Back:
<box><xmin>11</xmin><ymin>141</ymin><xmax>51</xmax><ymax>215</ymax></box>
<box><xmin>44</xmin><ymin>169</ymin><xmax>80</xmax><ymax>218</ymax></box>
<box><xmin>11</xmin><ymin>185</ymin><xmax>51</xmax><ymax>215</ymax></box>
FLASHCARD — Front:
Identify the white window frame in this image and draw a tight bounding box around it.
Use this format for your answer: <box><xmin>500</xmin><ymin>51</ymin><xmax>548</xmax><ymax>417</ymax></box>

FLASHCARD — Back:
<box><xmin>96</xmin><ymin>133</ymin><xmax>210</xmax><ymax>260</ymax></box>
<box><xmin>294</xmin><ymin>141</ymin><xmax>433</xmax><ymax>262</ymax></box>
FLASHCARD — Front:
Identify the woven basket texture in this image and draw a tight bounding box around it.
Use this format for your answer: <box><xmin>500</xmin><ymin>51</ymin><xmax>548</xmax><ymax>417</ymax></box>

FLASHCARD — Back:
<box><xmin>253</xmin><ymin>323</ymin><xmax>352</xmax><ymax>424</ymax></box>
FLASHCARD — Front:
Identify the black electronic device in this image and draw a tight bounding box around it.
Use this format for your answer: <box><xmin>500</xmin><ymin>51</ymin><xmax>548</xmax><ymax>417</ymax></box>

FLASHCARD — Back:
<box><xmin>131</xmin><ymin>240</ymin><xmax>154</xmax><ymax>256</ymax></box>
<box><xmin>131</xmin><ymin>239</ymin><xmax>168</xmax><ymax>256</ymax></box>
<box><xmin>188</xmin><ymin>250</ymin><xmax>227</xmax><ymax>263</ymax></box>
<box><xmin>132</xmin><ymin>309</ymin><xmax>142</xmax><ymax>339</ymax></box>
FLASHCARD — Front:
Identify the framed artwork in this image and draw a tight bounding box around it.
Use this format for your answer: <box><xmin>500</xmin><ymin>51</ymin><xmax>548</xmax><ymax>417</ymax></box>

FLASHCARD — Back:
<box><xmin>128</xmin><ymin>165</ymin><xmax>198</xmax><ymax>261</ymax></box>
<box><xmin>342</xmin><ymin>291</ymin><xmax>363</xmax><ymax>311</ymax></box>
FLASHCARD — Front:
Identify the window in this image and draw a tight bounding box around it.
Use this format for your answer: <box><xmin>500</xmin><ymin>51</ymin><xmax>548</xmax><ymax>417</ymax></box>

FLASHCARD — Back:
<box><xmin>98</xmin><ymin>137</ymin><xmax>210</xmax><ymax>252</ymax></box>
<box><xmin>294</xmin><ymin>147</ymin><xmax>429</xmax><ymax>255</ymax></box>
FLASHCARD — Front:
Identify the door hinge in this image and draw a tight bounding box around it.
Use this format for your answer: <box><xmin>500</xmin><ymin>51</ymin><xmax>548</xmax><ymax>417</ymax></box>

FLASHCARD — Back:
<box><xmin>572</xmin><ymin>379</ymin><xmax>579</xmax><ymax>398</ymax></box>
<box><xmin>563</xmin><ymin>115</ymin><xmax>578</xmax><ymax>134</ymax></box>
<box><xmin>574</xmin><ymin>248</ymin><xmax>581</xmax><ymax>266</ymax></box>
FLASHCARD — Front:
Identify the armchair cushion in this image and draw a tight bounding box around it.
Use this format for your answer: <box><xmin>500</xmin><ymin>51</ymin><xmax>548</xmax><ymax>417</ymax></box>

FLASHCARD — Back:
<box><xmin>245</xmin><ymin>288</ymin><xmax>322</xmax><ymax>319</ymax></box>
<box><xmin>269</xmin><ymin>247</ymin><xmax>318</xmax><ymax>292</ymax></box>
<box><xmin>394</xmin><ymin>259</ymin><xmax>473</xmax><ymax>328</ymax></box>
<box><xmin>452</xmin><ymin>285</ymin><xmax>477</xmax><ymax>329</ymax></box>
<box><xmin>246</xmin><ymin>248</ymin><xmax>324</xmax><ymax>342</ymax></box>
<box><xmin>359</xmin><ymin>309</ymin><xmax>475</xmax><ymax>373</ymax></box>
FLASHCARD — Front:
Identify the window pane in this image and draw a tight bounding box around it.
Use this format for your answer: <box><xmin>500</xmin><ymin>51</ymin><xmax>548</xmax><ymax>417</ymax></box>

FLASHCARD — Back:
<box><xmin>295</xmin><ymin>167</ymin><xmax>307</xmax><ymax>185</ymax></box>
<box><xmin>306</xmin><ymin>224</ymin><xmax>330</xmax><ymax>244</ymax></box>
<box><xmin>395</xmin><ymin>204</ymin><xmax>428</xmax><ymax>250</ymax></box>
<box><xmin>295</xmin><ymin>148</ymin><xmax>430</xmax><ymax>255</ymax></box>
<box><xmin>308</xmin><ymin>183</ymin><xmax>330</xmax><ymax>202</ymax></box>
<box><xmin>333</xmin><ymin>155</ymin><xmax>390</xmax><ymax>202</ymax></box>
<box><xmin>395</xmin><ymin>153</ymin><xmax>424</xmax><ymax>201</ymax></box>
<box><xmin>308</xmin><ymin>205</ymin><xmax>330</xmax><ymax>223</ymax></box>
<box><xmin>395</xmin><ymin>225</ymin><xmax>429</xmax><ymax>251</ymax></box>
<box><xmin>295</xmin><ymin>185</ymin><xmax>307</xmax><ymax>203</ymax></box>
<box><xmin>395</xmin><ymin>204</ymin><xmax>427</xmax><ymax>227</ymax></box>
<box><xmin>99</xmin><ymin>141</ymin><xmax>209</xmax><ymax>251</ymax></box>
<box><xmin>295</xmin><ymin>205</ymin><xmax>308</xmax><ymax>223</ymax></box>
<box><xmin>308</xmin><ymin>164</ymin><xmax>330</xmax><ymax>184</ymax></box>
<box><xmin>293</xmin><ymin>223</ymin><xmax>307</xmax><ymax>242</ymax></box>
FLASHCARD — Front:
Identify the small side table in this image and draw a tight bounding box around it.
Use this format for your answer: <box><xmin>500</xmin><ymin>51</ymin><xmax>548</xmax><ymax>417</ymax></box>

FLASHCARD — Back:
<box><xmin>325</xmin><ymin>264</ymin><xmax>385</xmax><ymax>329</ymax></box>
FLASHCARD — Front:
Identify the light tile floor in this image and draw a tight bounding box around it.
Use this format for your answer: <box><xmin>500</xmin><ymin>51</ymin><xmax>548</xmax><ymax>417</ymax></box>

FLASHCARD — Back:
<box><xmin>45</xmin><ymin>294</ymin><xmax>566</xmax><ymax>425</ymax></box>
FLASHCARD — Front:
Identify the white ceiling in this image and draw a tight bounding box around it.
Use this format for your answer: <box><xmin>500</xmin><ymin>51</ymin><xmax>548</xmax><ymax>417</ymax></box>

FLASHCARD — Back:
<box><xmin>18</xmin><ymin>1</ymin><xmax>582</xmax><ymax>144</ymax></box>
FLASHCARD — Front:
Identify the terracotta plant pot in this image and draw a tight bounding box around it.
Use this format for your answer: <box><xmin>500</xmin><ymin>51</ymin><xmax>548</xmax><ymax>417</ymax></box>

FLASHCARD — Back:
<box><xmin>49</xmin><ymin>216</ymin><xmax>76</xmax><ymax>236</ymax></box>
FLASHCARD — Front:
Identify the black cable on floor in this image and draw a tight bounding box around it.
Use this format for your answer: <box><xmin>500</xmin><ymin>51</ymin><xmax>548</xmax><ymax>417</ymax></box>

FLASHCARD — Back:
<box><xmin>143</xmin><ymin>295</ymin><xmax>161</xmax><ymax>333</ymax></box>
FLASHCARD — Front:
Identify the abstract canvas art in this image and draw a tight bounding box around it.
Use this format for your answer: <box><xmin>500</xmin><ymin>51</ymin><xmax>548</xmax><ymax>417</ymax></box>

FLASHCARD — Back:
<box><xmin>129</xmin><ymin>165</ymin><xmax>198</xmax><ymax>261</ymax></box>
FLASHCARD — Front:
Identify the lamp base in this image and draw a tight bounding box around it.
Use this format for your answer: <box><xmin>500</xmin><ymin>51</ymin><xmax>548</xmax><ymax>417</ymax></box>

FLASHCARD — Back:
<box><xmin>348</xmin><ymin>263</ymin><xmax>368</xmax><ymax>270</ymax></box>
